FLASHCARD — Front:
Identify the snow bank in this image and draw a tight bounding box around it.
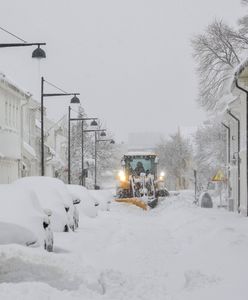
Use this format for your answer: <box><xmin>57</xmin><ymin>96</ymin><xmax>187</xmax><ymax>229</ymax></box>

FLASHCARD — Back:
<box><xmin>13</xmin><ymin>177</ymin><xmax>73</xmax><ymax>232</ymax></box>
<box><xmin>0</xmin><ymin>244</ymin><xmax>105</xmax><ymax>300</ymax></box>
<box><xmin>0</xmin><ymin>222</ymin><xmax>37</xmax><ymax>246</ymax></box>
<box><xmin>89</xmin><ymin>189</ymin><xmax>114</xmax><ymax>211</ymax></box>
<box><xmin>66</xmin><ymin>185</ymin><xmax>97</xmax><ymax>218</ymax></box>
<box><xmin>0</xmin><ymin>184</ymin><xmax>46</xmax><ymax>246</ymax></box>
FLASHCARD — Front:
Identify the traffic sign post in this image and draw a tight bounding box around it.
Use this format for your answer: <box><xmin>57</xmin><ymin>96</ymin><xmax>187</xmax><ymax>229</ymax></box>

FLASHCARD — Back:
<box><xmin>211</xmin><ymin>170</ymin><xmax>227</xmax><ymax>208</ymax></box>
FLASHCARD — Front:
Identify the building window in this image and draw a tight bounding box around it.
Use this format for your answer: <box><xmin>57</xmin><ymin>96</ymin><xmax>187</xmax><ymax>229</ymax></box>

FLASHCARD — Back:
<box><xmin>9</xmin><ymin>103</ymin><xmax>11</xmax><ymax>127</ymax></box>
<box><xmin>5</xmin><ymin>101</ymin><xmax>8</xmax><ymax>125</ymax></box>
<box><xmin>16</xmin><ymin>106</ymin><xmax>18</xmax><ymax>128</ymax></box>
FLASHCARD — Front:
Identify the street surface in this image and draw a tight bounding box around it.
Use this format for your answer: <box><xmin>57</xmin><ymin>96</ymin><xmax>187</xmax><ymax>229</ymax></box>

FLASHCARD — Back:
<box><xmin>1</xmin><ymin>190</ymin><xmax>248</xmax><ymax>300</ymax></box>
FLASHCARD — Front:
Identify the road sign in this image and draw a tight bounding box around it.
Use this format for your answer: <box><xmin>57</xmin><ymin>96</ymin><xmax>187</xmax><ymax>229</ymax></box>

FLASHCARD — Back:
<box><xmin>212</xmin><ymin>170</ymin><xmax>226</xmax><ymax>182</ymax></box>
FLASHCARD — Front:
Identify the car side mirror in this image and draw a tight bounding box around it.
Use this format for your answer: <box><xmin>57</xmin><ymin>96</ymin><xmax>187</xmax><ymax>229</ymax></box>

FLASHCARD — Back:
<box><xmin>73</xmin><ymin>199</ymin><xmax>81</xmax><ymax>205</ymax></box>
<box><xmin>44</xmin><ymin>208</ymin><xmax>52</xmax><ymax>217</ymax></box>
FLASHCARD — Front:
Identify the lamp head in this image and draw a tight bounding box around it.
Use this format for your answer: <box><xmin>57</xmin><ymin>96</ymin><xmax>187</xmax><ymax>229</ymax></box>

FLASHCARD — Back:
<box><xmin>70</xmin><ymin>95</ymin><xmax>80</xmax><ymax>104</ymax></box>
<box><xmin>90</xmin><ymin>119</ymin><xmax>98</xmax><ymax>126</ymax></box>
<box><xmin>100</xmin><ymin>131</ymin><xmax>106</xmax><ymax>137</ymax></box>
<box><xmin>32</xmin><ymin>45</ymin><xmax>46</xmax><ymax>59</ymax></box>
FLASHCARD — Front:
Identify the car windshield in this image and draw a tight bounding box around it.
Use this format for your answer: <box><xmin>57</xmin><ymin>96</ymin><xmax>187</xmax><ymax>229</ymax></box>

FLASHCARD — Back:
<box><xmin>125</xmin><ymin>156</ymin><xmax>156</xmax><ymax>175</ymax></box>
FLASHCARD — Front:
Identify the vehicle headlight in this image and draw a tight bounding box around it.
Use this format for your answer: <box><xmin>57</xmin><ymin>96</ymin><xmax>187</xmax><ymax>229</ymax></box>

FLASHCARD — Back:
<box><xmin>159</xmin><ymin>171</ymin><xmax>165</xmax><ymax>181</ymax></box>
<box><xmin>118</xmin><ymin>170</ymin><xmax>126</xmax><ymax>182</ymax></box>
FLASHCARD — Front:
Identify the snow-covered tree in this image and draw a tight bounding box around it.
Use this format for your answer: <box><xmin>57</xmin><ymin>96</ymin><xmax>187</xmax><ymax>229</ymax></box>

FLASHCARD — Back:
<box><xmin>70</xmin><ymin>106</ymin><xmax>94</xmax><ymax>184</ymax></box>
<box><xmin>193</xmin><ymin>121</ymin><xmax>226</xmax><ymax>188</ymax></box>
<box><xmin>191</xmin><ymin>20</ymin><xmax>247</xmax><ymax>111</ymax></box>
<box><xmin>156</xmin><ymin>130</ymin><xmax>193</xmax><ymax>190</ymax></box>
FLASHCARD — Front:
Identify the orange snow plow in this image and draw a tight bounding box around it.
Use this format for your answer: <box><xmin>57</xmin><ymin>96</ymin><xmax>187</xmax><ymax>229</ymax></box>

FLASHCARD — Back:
<box><xmin>115</xmin><ymin>197</ymin><xmax>148</xmax><ymax>210</ymax></box>
<box><xmin>115</xmin><ymin>152</ymin><xmax>169</xmax><ymax>210</ymax></box>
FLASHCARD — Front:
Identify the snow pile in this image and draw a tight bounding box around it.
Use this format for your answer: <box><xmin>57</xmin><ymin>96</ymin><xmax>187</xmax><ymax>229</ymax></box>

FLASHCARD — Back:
<box><xmin>13</xmin><ymin>177</ymin><xmax>73</xmax><ymax>232</ymax></box>
<box><xmin>66</xmin><ymin>184</ymin><xmax>97</xmax><ymax>218</ymax></box>
<box><xmin>0</xmin><ymin>245</ymin><xmax>106</xmax><ymax>300</ymax></box>
<box><xmin>2</xmin><ymin>189</ymin><xmax>248</xmax><ymax>299</ymax></box>
<box><xmin>0</xmin><ymin>184</ymin><xmax>46</xmax><ymax>246</ymax></box>
<box><xmin>89</xmin><ymin>189</ymin><xmax>114</xmax><ymax>211</ymax></box>
<box><xmin>0</xmin><ymin>222</ymin><xmax>37</xmax><ymax>246</ymax></box>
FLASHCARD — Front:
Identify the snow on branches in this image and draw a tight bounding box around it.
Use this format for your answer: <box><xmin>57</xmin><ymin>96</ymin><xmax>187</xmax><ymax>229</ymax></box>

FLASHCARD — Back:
<box><xmin>191</xmin><ymin>20</ymin><xmax>247</xmax><ymax>111</ymax></box>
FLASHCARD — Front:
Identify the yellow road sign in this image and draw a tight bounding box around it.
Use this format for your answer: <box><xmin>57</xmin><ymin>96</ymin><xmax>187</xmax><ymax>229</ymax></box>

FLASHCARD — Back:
<box><xmin>212</xmin><ymin>170</ymin><xmax>226</xmax><ymax>182</ymax></box>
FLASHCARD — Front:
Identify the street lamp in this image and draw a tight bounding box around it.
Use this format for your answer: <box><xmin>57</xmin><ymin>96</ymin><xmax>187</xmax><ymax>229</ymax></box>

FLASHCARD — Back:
<box><xmin>41</xmin><ymin>76</ymin><xmax>80</xmax><ymax>176</ymax></box>
<box><xmin>221</xmin><ymin>122</ymin><xmax>231</xmax><ymax>199</ymax></box>
<box><xmin>0</xmin><ymin>26</ymin><xmax>46</xmax><ymax>58</ymax></box>
<box><xmin>226</xmin><ymin>109</ymin><xmax>240</xmax><ymax>211</ymax></box>
<box><xmin>79</xmin><ymin>128</ymin><xmax>107</xmax><ymax>189</ymax></box>
<box><xmin>68</xmin><ymin>115</ymin><xmax>98</xmax><ymax>185</ymax></box>
<box><xmin>0</xmin><ymin>42</ymin><xmax>46</xmax><ymax>58</ymax></box>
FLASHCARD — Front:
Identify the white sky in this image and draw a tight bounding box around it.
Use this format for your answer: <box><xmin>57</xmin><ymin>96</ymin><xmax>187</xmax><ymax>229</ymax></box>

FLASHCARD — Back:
<box><xmin>0</xmin><ymin>0</ymin><xmax>245</xmax><ymax>142</ymax></box>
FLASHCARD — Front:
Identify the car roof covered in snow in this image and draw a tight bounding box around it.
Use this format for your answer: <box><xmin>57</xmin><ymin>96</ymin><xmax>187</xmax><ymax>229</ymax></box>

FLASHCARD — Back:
<box><xmin>124</xmin><ymin>151</ymin><xmax>157</xmax><ymax>157</ymax></box>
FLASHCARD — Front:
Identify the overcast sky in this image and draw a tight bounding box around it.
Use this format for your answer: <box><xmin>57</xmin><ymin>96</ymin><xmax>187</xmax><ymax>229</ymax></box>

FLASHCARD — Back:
<box><xmin>0</xmin><ymin>0</ymin><xmax>244</xmax><ymax>142</ymax></box>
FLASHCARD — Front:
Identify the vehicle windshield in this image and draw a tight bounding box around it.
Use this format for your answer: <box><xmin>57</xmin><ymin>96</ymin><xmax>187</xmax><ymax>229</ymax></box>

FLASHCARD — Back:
<box><xmin>125</xmin><ymin>156</ymin><xmax>156</xmax><ymax>176</ymax></box>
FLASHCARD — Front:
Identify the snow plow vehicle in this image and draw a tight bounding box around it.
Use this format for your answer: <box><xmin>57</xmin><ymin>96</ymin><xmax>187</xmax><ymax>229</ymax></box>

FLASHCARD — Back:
<box><xmin>115</xmin><ymin>152</ymin><xmax>169</xmax><ymax>210</ymax></box>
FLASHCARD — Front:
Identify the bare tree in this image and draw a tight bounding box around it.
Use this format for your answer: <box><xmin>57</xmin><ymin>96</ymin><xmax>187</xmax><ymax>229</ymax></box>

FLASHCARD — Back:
<box><xmin>238</xmin><ymin>1</ymin><xmax>248</xmax><ymax>36</ymax></box>
<box><xmin>192</xmin><ymin>20</ymin><xmax>248</xmax><ymax>111</ymax></box>
<box><xmin>193</xmin><ymin>121</ymin><xmax>226</xmax><ymax>187</ymax></box>
<box><xmin>156</xmin><ymin>130</ymin><xmax>193</xmax><ymax>190</ymax></box>
<box><xmin>241</xmin><ymin>0</ymin><xmax>248</xmax><ymax>5</ymax></box>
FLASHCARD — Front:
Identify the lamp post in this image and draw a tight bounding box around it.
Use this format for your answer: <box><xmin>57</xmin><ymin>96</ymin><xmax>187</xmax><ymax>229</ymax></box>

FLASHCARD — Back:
<box><xmin>235</xmin><ymin>79</ymin><xmax>248</xmax><ymax>216</ymax></box>
<box><xmin>68</xmin><ymin>116</ymin><xmax>98</xmax><ymax>185</ymax></box>
<box><xmin>227</xmin><ymin>109</ymin><xmax>240</xmax><ymax>211</ymax></box>
<box><xmin>221</xmin><ymin>122</ymin><xmax>231</xmax><ymax>199</ymax></box>
<box><xmin>41</xmin><ymin>77</ymin><xmax>80</xmax><ymax>176</ymax></box>
<box><xmin>79</xmin><ymin>129</ymin><xmax>107</xmax><ymax>189</ymax></box>
<box><xmin>0</xmin><ymin>26</ymin><xmax>46</xmax><ymax>58</ymax></box>
<box><xmin>0</xmin><ymin>42</ymin><xmax>46</xmax><ymax>58</ymax></box>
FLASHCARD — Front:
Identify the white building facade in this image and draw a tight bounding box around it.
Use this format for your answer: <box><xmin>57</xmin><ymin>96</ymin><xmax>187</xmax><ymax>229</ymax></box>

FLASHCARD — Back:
<box><xmin>226</xmin><ymin>61</ymin><xmax>248</xmax><ymax>216</ymax></box>
<box><xmin>0</xmin><ymin>73</ymin><xmax>68</xmax><ymax>184</ymax></box>
<box><xmin>0</xmin><ymin>73</ymin><xmax>31</xmax><ymax>183</ymax></box>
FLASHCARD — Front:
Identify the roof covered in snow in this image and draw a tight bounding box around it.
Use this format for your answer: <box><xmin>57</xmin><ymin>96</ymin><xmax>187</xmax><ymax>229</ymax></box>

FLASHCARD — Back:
<box><xmin>124</xmin><ymin>151</ymin><xmax>157</xmax><ymax>157</ymax></box>
<box><xmin>0</xmin><ymin>72</ymin><xmax>32</xmax><ymax>99</ymax></box>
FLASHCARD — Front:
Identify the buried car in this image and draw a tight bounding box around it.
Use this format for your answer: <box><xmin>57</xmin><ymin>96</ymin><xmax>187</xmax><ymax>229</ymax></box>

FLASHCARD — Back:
<box><xmin>14</xmin><ymin>177</ymin><xmax>76</xmax><ymax>232</ymax></box>
<box><xmin>66</xmin><ymin>184</ymin><xmax>97</xmax><ymax>218</ymax></box>
<box><xmin>0</xmin><ymin>185</ymin><xmax>53</xmax><ymax>251</ymax></box>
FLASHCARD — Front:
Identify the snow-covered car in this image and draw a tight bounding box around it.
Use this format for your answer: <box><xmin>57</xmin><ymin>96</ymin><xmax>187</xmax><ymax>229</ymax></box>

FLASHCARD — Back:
<box><xmin>89</xmin><ymin>189</ymin><xmax>112</xmax><ymax>211</ymax></box>
<box><xmin>66</xmin><ymin>184</ymin><xmax>98</xmax><ymax>218</ymax></box>
<box><xmin>0</xmin><ymin>221</ymin><xmax>37</xmax><ymax>247</ymax></box>
<box><xmin>14</xmin><ymin>177</ymin><xmax>75</xmax><ymax>232</ymax></box>
<box><xmin>0</xmin><ymin>184</ymin><xmax>53</xmax><ymax>251</ymax></box>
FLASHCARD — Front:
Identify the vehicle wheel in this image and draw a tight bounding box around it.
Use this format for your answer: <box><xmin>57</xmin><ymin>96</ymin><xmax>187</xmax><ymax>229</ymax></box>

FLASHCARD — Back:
<box><xmin>46</xmin><ymin>244</ymin><xmax>53</xmax><ymax>252</ymax></box>
<box><xmin>44</xmin><ymin>241</ymin><xmax>47</xmax><ymax>250</ymax></box>
<box><xmin>64</xmin><ymin>224</ymin><xmax>69</xmax><ymax>232</ymax></box>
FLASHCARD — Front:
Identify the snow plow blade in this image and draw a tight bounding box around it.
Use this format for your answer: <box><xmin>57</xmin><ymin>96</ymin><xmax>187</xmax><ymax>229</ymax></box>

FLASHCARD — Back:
<box><xmin>115</xmin><ymin>198</ymin><xmax>148</xmax><ymax>210</ymax></box>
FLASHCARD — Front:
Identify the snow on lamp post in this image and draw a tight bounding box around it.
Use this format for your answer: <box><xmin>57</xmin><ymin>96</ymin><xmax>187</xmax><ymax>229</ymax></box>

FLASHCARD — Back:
<box><xmin>68</xmin><ymin>116</ymin><xmax>98</xmax><ymax>185</ymax></box>
<box><xmin>41</xmin><ymin>77</ymin><xmax>80</xmax><ymax>176</ymax></box>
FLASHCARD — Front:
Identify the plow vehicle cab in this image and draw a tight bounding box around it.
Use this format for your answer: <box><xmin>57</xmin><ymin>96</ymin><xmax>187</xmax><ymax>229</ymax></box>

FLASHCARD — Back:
<box><xmin>116</xmin><ymin>152</ymin><xmax>169</xmax><ymax>210</ymax></box>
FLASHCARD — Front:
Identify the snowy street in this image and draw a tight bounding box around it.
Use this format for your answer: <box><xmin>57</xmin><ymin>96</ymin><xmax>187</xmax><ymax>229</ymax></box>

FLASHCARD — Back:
<box><xmin>1</xmin><ymin>190</ymin><xmax>248</xmax><ymax>300</ymax></box>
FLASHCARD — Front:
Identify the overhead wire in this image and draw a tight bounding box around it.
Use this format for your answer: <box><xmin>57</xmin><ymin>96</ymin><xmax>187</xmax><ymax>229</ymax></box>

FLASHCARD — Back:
<box><xmin>44</xmin><ymin>79</ymin><xmax>68</xmax><ymax>94</ymax></box>
<box><xmin>0</xmin><ymin>26</ymin><xmax>27</xmax><ymax>43</ymax></box>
